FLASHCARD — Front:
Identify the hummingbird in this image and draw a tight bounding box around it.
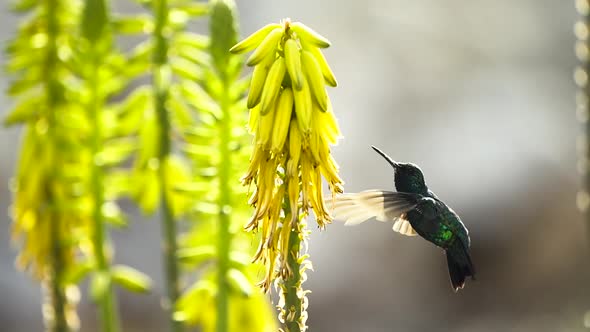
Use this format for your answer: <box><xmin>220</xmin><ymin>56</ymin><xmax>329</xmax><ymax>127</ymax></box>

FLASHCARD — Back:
<box><xmin>327</xmin><ymin>146</ymin><xmax>475</xmax><ymax>291</ymax></box>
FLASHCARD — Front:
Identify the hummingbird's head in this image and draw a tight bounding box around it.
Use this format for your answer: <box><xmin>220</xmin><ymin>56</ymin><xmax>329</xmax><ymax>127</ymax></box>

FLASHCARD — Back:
<box><xmin>371</xmin><ymin>146</ymin><xmax>428</xmax><ymax>195</ymax></box>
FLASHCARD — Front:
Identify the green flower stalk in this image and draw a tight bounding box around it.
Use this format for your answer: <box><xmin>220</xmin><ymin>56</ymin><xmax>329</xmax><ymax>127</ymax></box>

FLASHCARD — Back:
<box><xmin>174</xmin><ymin>1</ymin><xmax>277</xmax><ymax>332</ymax></box>
<box><xmin>69</xmin><ymin>0</ymin><xmax>156</xmax><ymax>329</ymax></box>
<box><xmin>7</xmin><ymin>0</ymin><xmax>155</xmax><ymax>330</ymax></box>
<box><xmin>6</xmin><ymin>1</ymin><xmax>84</xmax><ymax>330</ymax></box>
<box><xmin>126</xmin><ymin>1</ymin><xmax>210</xmax><ymax>331</ymax></box>
<box><xmin>79</xmin><ymin>1</ymin><xmax>121</xmax><ymax>331</ymax></box>
<box><xmin>232</xmin><ymin>19</ymin><xmax>344</xmax><ymax>331</ymax></box>
<box><xmin>150</xmin><ymin>1</ymin><xmax>186</xmax><ymax>331</ymax></box>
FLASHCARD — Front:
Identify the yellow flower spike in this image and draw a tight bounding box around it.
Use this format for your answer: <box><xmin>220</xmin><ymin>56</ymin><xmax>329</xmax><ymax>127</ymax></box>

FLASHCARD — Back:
<box><xmin>290</xmin><ymin>22</ymin><xmax>331</xmax><ymax>48</ymax></box>
<box><xmin>234</xmin><ymin>19</ymin><xmax>343</xmax><ymax>332</ymax></box>
<box><xmin>271</xmin><ymin>88</ymin><xmax>294</xmax><ymax>154</ymax></box>
<box><xmin>284</xmin><ymin>38</ymin><xmax>304</xmax><ymax>90</ymax></box>
<box><xmin>301</xmin><ymin>50</ymin><xmax>329</xmax><ymax>111</ymax></box>
<box><xmin>246</xmin><ymin>27</ymin><xmax>284</xmax><ymax>66</ymax></box>
<box><xmin>230</xmin><ymin>23</ymin><xmax>282</xmax><ymax>54</ymax></box>
<box><xmin>248</xmin><ymin>53</ymin><xmax>276</xmax><ymax>108</ymax></box>
<box><xmin>260</xmin><ymin>57</ymin><xmax>286</xmax><ymax>115</ymax></box>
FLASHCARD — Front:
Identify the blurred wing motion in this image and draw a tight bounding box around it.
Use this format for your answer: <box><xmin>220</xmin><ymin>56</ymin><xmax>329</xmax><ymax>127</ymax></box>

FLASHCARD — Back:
<box><xmin>325</xmin><ymin>190</ymin><xmax>420</xmax><ymax>236</ymax></box>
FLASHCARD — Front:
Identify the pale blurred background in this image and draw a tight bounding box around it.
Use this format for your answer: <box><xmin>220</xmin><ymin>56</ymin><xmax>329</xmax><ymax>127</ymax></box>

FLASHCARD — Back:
<box><xmin>0</xmin><ymin>1</ymin><xmax>586</xmax><ymax>331</ymax></box>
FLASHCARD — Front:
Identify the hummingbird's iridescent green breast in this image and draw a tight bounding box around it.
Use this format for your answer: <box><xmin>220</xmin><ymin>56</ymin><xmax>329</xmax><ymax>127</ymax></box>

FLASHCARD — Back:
<box><xmin>404</xmin><ymin>197</ymin><xmax>469</xmax><ymax>250</ymax></box>
<box><xmin>435</xmin><ymin>208</ymin><xmax>469</xmax><ymax>248</ymax></box>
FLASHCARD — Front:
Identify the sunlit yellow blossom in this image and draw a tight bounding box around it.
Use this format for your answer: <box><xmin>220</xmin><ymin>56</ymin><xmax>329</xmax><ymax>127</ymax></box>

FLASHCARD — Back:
<box><xmin>233</xmin><ymin>18</ymin><xmax>343</xmax><ymax>331</ymax></box>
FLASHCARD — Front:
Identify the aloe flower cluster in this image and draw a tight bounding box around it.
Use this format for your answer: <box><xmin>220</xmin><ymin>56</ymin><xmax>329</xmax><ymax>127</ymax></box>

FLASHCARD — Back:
<box><xmin>231</xmin><ymin>19</ymin><xmax>343</xmax><ymax>331</ymax></box>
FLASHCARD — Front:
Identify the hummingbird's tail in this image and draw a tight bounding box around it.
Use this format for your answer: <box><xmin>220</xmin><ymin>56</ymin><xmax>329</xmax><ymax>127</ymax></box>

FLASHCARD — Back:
<box><xmin>445</xmin><ymin>240</ymin><xmax>475</xmax><ymax>291</ymax></box>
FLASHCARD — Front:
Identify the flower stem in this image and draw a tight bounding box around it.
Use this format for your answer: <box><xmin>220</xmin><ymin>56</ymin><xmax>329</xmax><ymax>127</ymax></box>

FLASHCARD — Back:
<box><xmin>45</xmin><ymin>0</ymin><xmax>69</xmax><ymax>330</ymax></box>
<box><xmin>89</xmin><ymin>48</ymin><xmax>121</xmax><ymax>332</ymax></box>
<box><xmin>281</xmin><ymin>190</ymin><xmax>304</xmax><ymax>332</ymax></box>
<box><xmin>48</xmin><ymin>211</ymin><xmax>69</xmax><ymax>332</ymax></box>
<box><xmin>216</xmin><ymin>75</ymin><xmax>232</xmax><ymax>332</ymax></box>
<box><xmin>152</xmin><ymin>1</ymin><xmax>183</xmax><ymax>331</ymax></box>
<box><xmin>283</xmin><ymin>220</ymin><xmax>303</xmax><ymax>332</ymax></box>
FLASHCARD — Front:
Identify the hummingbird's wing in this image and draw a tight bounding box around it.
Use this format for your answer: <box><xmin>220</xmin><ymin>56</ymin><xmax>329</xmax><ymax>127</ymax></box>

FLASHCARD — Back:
<box><xmin>325</xmin><ymin>190</ymin><xmax>422</xmax><ymax>236</ymax></box>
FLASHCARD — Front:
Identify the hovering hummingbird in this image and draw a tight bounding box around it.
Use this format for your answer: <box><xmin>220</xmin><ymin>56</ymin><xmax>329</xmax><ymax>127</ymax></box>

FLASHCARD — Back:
<box><xmin>328</xmin><ymin>146</ymin><xmax>475</xmax><ymax>291</ymax></box>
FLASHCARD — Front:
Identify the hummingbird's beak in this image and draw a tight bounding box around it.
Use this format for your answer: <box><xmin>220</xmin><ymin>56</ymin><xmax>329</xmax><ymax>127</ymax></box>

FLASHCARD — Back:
<box><xmin>371</xmin><ymin>146</ymin><xmax>399</xmax><ymax>168</ymax></box>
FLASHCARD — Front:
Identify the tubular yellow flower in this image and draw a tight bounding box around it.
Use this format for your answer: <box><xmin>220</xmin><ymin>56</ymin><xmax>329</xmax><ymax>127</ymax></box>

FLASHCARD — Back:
<box><xmin>233</xmin><ymin>18</ymin><xmax>343</xmax><ymax>332</ymax></box>
<box><xmin>229</xmin><ymin>23</ymin><xmax>281</xmax><ymax>54</ymax></box>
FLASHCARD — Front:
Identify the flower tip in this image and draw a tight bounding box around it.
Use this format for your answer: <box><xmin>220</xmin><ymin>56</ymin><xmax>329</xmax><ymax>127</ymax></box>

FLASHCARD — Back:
<box><xmin>228</xmin><ymin>44</ymin><xmax>240</xmax><ymax>54</ymax></box>
<box><xmin>282</xmin><ymin>17</ymin><xmax>292</xmax><ymax>30</ymax></box>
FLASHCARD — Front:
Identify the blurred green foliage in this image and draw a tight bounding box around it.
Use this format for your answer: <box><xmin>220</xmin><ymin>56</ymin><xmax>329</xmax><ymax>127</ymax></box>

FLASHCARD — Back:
<box><xmin>173</xmin><ymin>1</ymin><xmax>277</xmax><ymax>331</ymax></box>
<box><xmin>5</xmin><ymin>0</ymin><xmax>276</xmax><ymax>331</ymax></box>
<box><xmin>6</xmin><ymin>1</ymin><xmax>86</xmax><ymax>329</ymax></box>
